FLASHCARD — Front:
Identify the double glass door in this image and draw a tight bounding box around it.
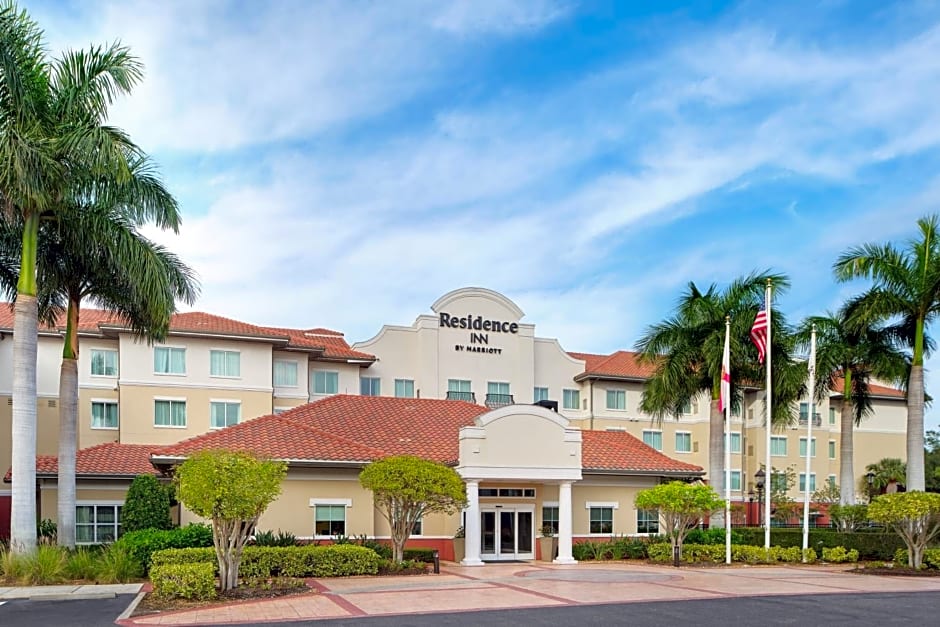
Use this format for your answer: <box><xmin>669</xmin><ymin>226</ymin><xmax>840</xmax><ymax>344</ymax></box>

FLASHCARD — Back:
<box><xmin>480</xmin><ymin>508</ymin><xmax>534</xmax><ymax>560</ymax></box>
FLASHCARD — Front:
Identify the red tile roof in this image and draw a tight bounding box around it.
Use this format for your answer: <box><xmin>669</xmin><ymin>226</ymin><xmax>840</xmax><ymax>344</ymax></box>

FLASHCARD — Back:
<box><xmin>262</xmin><ymin>326</ymin><xmax>375</xmax><ymax>361</ymax></box>
<box><xmin>4</xmin><ymin>443</ymin><xmax>160</xmax><ymax>481</ymax></box>
<box><xmin>571</xmin><ymin>350</ymin><xmax>657</xmax><ymax>381</ymax></box>
<box><xmin>582</xmin><ymin>431</ymin><xmax>702</xmax><ymax>474</ymax></box>
<box><xmin>831</xmin><ymin>377</ymin><xmax>905</xmax><ymax>399</ymax></box>
<box><xmin>153</xmin><ymin>395</ymin><xmax>702</xmax><ymax>476</ymax></box>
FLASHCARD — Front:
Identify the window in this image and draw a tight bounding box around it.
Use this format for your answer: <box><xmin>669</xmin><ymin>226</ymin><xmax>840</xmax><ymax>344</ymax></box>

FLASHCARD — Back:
<box><xmin>799</xmin><ymin>437</ymin><xmax>817</xmax><ymax>458</ymax></box>
<box><xmin>480</xmin><ymin>488</ymin><xmax>536</xmax><ymax>498</ymax></box>
<box><xmin>313</xmin><ymin>371</ymin><xmax>339</xmax><ymax>395</ymax></box>
<box><xmin>154</xmin><ymin>400</ymin><xmax>186</xmax><ymax>427</ymax></box>
<box><xmin>542</xmin><ymin>506</ymin><xmax>559</xmax><ymax>535</ymax></box>
<box><xmin>637</xmin><ymin>509</ymin><xmax>659</xmax><ymax>534</ymax></box>
<box><xmin>394</xmin><ymin>379</ymin><xmax>415</xmax><ymax>398</ymax></box>
<box><xmin>273</xmin><ymin>407</ymin><xmax>290</xmax><ymax>415</ymax></box>
<box><xmin>606</xmin><ymin>389</ymin><xmax>626</xmax><ymax>410</ymax></box>
<box><xmin>154</xmin><ymin>347</ymin><xmax>186</xmax><ymax>375</ymax></box>
<box><xmin>675</xmin><ymin>432</ymin><xmax>692</xmax><ymax>453</ymax></box>
<box><xmin>721</xmin><ymin>470</ymin><xmax>742</xmax><ymax>491</ymax></box>
<box><xmin>315</xmin><ymin>505</ymin><xmax>346</xmax><ymax>536</ymax></box>
<box><xmin>487</xmin><ymin>381</ymin><xmax>510</xmax><ymax>395</ymax></box>
<box><xmin>828</xmin><ymin>474</ymin><xmax>837</xmax><ymax>488</ymax></box>
<box><xmin>771</xmin><ymin>471</ymin><xmax>788</xmax><ymax>492</ymax></box>
<box><xmin>799</xmin><ymin>473</ymin><xmax>817</xmax><ymax>493</ymax></box>
<box><xmin>91</xmin><ymin>401</ymin><xmax>118</xmax><ymax>429</ymax></box>
<box><xmin>770</xmin><ymin>436</ymin><xmax>787</xmax><ymax>456</ymax></box>
<box><xmin>273</xmin><ymin>360</ymin><xmax>298</xmax><ymax>387</ymax></box>
<box><xmin>642</xmin><ymin>430</ymin><xmax>663</xmax><ymax>451</ymax></box>
<box><xmin>534</xmin><ymin>387</ymin><xmax>549</xmax><ymax>402</ymax></box>
<box><xmin>729</xmin><ymin>432</ymin><xmax>742</xmax><ymax>454</ymax></box>
<box><xmin>829</xmin><ymin>440</ymin><xmax>836</xmax><ymax>459</ymax></box>
<box><xmin>412</xmin><ymin>517</ymin><xmax>422</xmax><ymax>536</ymax></box>
<box><xmin>589</xmin><ymin>507</ymin><xmax>613</xmax><ymax>534</ymax></box>
<box><xmin>209</xmin><ymin>350</ymin><xmax>240</xmax><ymax>377</ymax></box>
<box><xmin>210</xmin><ymin>401</ymin><xmax>240</xmax><ymax>428</ymax></box>
<box><xmin>448</xmin><ymin>379</ymin><xmax>471</xmax><ymax>393</ymax></box>
<box><xmin>562</xmin><ymin>389</ymin><xmax>580</xmax><ymax>410</ymax></box>
<box><xmin>76</xmin><ymin>504</ymin><xmax>122</xmax><ymax>544</ymax></box>
<box><xmin>829</xmin><ymin>407</ymin><xmax>836</xmax><ymax>425</ymax></box>
<box><xmin>360</xmin><ymin>377</ymin><xmax>381</xmax><ymax>396</ymax></box>
<box><xmin>799</xmin><ymin>402</ymin><xmax>809</xmax><ymax>420</ymax></box>
<box><xmin>90</xmin><ymin>349</ymin><xmax>118</xmax><ymax>376</ymax></box>
<box><xmin>681</xmin><ymin>400</ymin><xmax>698</xmax><ymax>415</ymax></box>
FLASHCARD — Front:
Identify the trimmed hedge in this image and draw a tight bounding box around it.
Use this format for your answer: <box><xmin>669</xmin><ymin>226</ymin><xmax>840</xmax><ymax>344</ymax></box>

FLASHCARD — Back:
<box><xmin>151</xmin><ymin>544</ymin><xmax>380</xmax><ymax>578</ymax></box>
<box><xmin>151</xmin><ymin>563</ymin><xmax>216</xmax><ymax>600</ymax></box>
<box><xmin>112</xmin><ymin>524</ymin><xmax>214</xmax><ymax>573</ymax></box>
<box><xmin>733</xmin><ymin>528</ymin><xmax>905</xmax><ymax>560</ymax></box>
<box><xmin>648</xmin><ymin>543</ymin><xmax>840</xmax><ymax>564</ymax></box>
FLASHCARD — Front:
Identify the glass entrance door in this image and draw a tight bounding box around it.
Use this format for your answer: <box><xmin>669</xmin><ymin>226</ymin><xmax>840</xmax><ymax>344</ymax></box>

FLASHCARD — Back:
<box><xmin>480</xmin><ymin>508</ymin><xmax>534</xmax><ymax>560</ymax></box>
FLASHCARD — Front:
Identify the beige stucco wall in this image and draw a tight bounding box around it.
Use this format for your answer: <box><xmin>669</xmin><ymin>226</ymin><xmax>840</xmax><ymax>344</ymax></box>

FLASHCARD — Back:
<box><xmin>460</xmin><ymin>408</ymin><xmax>582</xmax><ymax>472</ymax></box>
<box><xmin>78</xmin><ymin>388</ymin><xmax>121</xmax><ymax>450</ymax></box>
<box><xmin>571</xmin><ymin>477</ymin><xmax>659</xmax><ymax>536</ymax></box>
<box><xmin>38</xmin><ymin>480</ymin><xmax>135</xmax><ymax>524</ymax></box>
<box><xmin>308</xmin><ymin>363</ymin><xmax>361</xmax><ymax>399</ymax></box>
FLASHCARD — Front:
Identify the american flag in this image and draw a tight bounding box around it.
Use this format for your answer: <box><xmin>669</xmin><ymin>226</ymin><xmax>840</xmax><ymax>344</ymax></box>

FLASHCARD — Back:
<box><xmin>750</xmin><ymin>301</ymin><xmax>768</xmax><ymax>364</ymax></box>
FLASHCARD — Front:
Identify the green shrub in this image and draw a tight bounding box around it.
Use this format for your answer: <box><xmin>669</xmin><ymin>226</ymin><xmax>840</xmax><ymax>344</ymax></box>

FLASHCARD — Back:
<box><xmin>122</xmin><ymin>475</ymin><xmax>173</xmax><ymax>533</ymax></box>
<box><xmin>151</xmin><ymin>563</ymin><xmax>216</xmax><ymax>600</ymax></box>
<box><xmin>895</xmin><ymin>548</ymin><xmax>940</xmax><ymax>569</ymax></box>
<box><xmin>403</xmin><ymin>548</ymin><xmax>437</xmax><ymax>563</ymax></box>
<box><xmin>648</xmin><ymin>543</ymin><xmax>814</xmax><ymax>565</ymax></box>
<box><xmin>803</xmin><ymin>548</ymin><xmax>818</xmax><ymax>563</ymax></box>
<box><xmin>647</xmin><ymin>543</ymin><xmax>673</xmax><ymax>562</ymax></box>
<box><xmin>65</xmin><ymin>547</ymin><xmax>101</xmax><ymax>581</ymax></box>
<box><xmin>0</xmin><ymin>546</ymin><xmax>25</xmax><ymax>581</ymax></box>
<box><xmin>37</xmin><ymin>519</ymin><xmax>57</xmax><ymax>545</ymax></box>
<box><xmin>253</xmin><ymin>530</ymin><xmax>297</xmax><ymax>547</ymax></box>
<box><xmin>685</xmin><ymin>528</ymin><xmax>744</xmax><ymax>546</ymax></box>
<box><xmin>821</xmin><ymin>546</ymin><xmax>859</xmax><ymax>563</ymax></box>
<box><xmin>610</xmin><ymin>537</ymin><xmax>649</xmax><ymax>560</ymax></box>
<box><xmin>113</xmin><ymin>523</ymin><xmax>214</xmax><ymax>573</ymax></box>
<box><xmin>22</xmin><ymin>545</ymin><xmax>67</xmax><ymax>585</ymax></box>
<box><xmin>734</xmin><ymin>528</ymin><xmax>905</xmax><ymax>560</ymax></box>
<box><xmin>97</xmin><ymin>545</ymin><xmax>143</xmax><ymax>583</ymax></box>
<box><xmin>150</xmin><ymin>544</ymin><xmax>381</xmax><ymax>579</ymax></box>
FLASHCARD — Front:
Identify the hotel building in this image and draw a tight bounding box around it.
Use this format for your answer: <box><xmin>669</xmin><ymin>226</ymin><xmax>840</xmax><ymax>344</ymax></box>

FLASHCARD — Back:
<box><xmin>0</xmin><ymin>288</ymin><xmax>906</xmax><ymax>562</ymax></box>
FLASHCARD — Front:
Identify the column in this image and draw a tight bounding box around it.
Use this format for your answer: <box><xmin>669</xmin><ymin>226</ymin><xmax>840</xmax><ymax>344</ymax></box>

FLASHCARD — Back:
<box><xmin>554</xmin><ymin>481</ymin><xmax>577</xmax><ymax>564</ymax></box>
<box><xmin>461</xmin><ymin>480</ymin><xmax>484</xmax><ymax>566</ymax></box>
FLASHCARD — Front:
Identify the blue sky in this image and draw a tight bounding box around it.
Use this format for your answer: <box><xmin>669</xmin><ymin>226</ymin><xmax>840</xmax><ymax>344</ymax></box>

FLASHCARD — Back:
<box><xmin>26</xmin><ymin>0</ymin><xmax>940</xmax><ymax>428</ymax></box>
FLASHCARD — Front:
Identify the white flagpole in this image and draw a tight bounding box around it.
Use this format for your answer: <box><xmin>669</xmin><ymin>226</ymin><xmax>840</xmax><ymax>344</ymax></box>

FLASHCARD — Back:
<box><xmin>764</xmin><ymin>280</ymin><xmax>773</xmax><ymax>550</ymax></box>
<box><xmin>802</xmin><ymin>324</ymin><xmax>816</xmax><ymax>560</ymax></box>
<box><xmin>724</xmin><ymin>316</ymin><xmax>732</xmax><ymax>565</ymax></box>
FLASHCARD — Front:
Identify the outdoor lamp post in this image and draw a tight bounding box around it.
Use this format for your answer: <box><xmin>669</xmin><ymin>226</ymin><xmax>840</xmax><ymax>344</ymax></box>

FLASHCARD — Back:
<box><xmin>866</xmin><ymin>471</ymin><xmax>876</xmax><ymax>503</ymax></box>
<box><xmin>755</xmin><ymin>469</ymin><xmax>766</xmax><ymax>528</ymax></box>
<box><xmin>748</xmin><ymin>489</ymin><xmax>755</xmax><ymax>527</ymax></box>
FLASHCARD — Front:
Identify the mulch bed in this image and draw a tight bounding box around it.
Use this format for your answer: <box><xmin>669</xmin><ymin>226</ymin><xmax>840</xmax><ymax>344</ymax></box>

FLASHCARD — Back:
<box><xmin>851</xmin><ymin>565</ymin><xmax>940</xmax><ymax>577</ymax></box>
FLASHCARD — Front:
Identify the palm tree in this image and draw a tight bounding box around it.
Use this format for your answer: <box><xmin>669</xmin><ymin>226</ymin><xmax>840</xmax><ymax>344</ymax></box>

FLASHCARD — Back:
<box><xmin>635</xmin><ymin>271</ymin><xmax>798</xmax><ymax>522</ymax></box>
<box><xmin>796</xmin><ymin>310</ymin><xmax>908</xmax><ymax>505</ymax></box>
<box><xmin>834</xmin><ymin>214</ymin><xmax>940</xmax><ymax>492</ymax></box>
<box><xmin>865</xmin><ymin>457</ymin><xmax>906</xmax><ymax>495</ymax></box>
<box><xmin>0</xmin><ymin>2</ymin><xmax>162</xmax><ymax>553</ymax></box>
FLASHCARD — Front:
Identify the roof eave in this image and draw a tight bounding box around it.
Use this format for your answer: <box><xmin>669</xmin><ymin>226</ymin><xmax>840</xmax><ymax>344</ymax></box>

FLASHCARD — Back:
<box><xmin>573</xmin><ymin>373</ymin><xmax>649</xmax><ymax>383</ymax></box>
<box><xmin>150</xmin><ymin>455</ymin><xmax>373</xmax><ymax>469</ymax></box>
<box><xmin>582</xmin><ymin>468</ymin><xmax>704</xmax><ymax>477</ymax></box>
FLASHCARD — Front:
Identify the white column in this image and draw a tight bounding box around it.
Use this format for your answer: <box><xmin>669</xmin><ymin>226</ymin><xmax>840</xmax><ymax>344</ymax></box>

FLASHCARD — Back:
<box><xmin>554</xmin><ymin>481</ymin><xmax>577</xmax><ymax>564</ymax></box>
<box><xmin>461</xmin><ymin>480</ymin><xmax>484</xmax><ymax>566</ymax></box>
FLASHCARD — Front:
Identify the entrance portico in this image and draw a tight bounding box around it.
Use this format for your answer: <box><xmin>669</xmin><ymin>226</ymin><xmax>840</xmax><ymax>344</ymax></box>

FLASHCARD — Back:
<box><xmin>457</xmin><ymin>405</ymin><xmax>581</xmax><ymax>565</ymax></box>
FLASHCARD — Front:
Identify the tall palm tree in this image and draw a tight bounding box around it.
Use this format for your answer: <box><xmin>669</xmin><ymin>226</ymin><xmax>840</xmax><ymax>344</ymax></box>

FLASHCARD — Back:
<box><xmin>635</xmin><ymin>271</ymin><xmax>798</xmax><ymax>522</ymax></box>
<box><xmin>865</xmin><ymin>457</ymin><xmax>906</xmax><ymax>495</ymax></box>
<box><xmin>796</xmin><ymin>310</ymin><xmax>908</xmax><ymax>505</ymax></box>
<box><xmin>834</xmin><ymin>214</ymin><xmax>940</xmax><ymax>492</ymax></box>
<box><xmin>0</xmin><ymin>2</ymin><xmax>164</xmax><ymax>553</ymax></box>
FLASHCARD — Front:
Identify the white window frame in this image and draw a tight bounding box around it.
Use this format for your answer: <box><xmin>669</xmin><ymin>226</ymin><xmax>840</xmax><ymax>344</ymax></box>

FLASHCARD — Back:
<box><xmin>642</xmin><ymin>429</ymin><xmax>663</xmax><ymax>452</ymax></box>
<box><xmin>209</xmin><ymin>349</ymin><xmax>241</xmax><ymax>378</ymax></box>
<box><xmin>586</xmin><ymin>501</ymin><xmax>618</xmax><ymax>536</ymax></box>
<box><xmin>722</xmin><ymin>470</ymin><xmax>742</xmax><ymax>492</ymax></box>
<box><xmin>533</xmin><ymin>387</ymin><xmax>549</xmax><ymax>403</ymax></box>
<box><xmin>310</xmin><ymin>498</ymin><xmax>351</xmax><ymax>539</ymax></box>
<box><xmin>675</xmin><ymin>431</ymin><xmax>692</xmax><ymax>454</ymax></box>
<box><xmin>75</xmin><ymin>500</ymin><xmax>123</xmax><ymax>545</ymax></box>
<box><xmin>828</xmin><ymin>474</ymin><xmax>837</xmax><ymax>488</ymax></box>
<box><xmin>562</xmin><ymin>388</ymin><xmax>580</xmax><ymax>410</ymax></box>
<box><xmin>210</xmin><ymin>399</ymin><xmax>241</xmax><ymax>429</ymax></box>
<box><xmin>542</xmin><ymin>504</ymin><xmax>559</xmax><ymax>535</ymax></box>
<box><xmin>448</xmin><ymin>379</ymin><xmax>472</xmax><ymax>393</ymax></box>
<box><xmin>829</xmin><ymin>407</ymin><xmax>837</xmax><ymax>425</ymax></box>
<box><xmin>829</xmin><ymin>439</ymin><xmax>836</xmax><ymax>460</ymax></box>
<box><xmin>799</xmin><ymin>437</ymin><xmax>817</xmax><ymax>458</ymax></box>
<box><xmin>799</xmin><ymin>472</ymin><xmax>817</xmax><ymax>493</ymax></box>
<box><xmin>153</xmin><ymin>397</ymin><xmax>187</xmax><ymax>428</ymax></box>
<box><xmin>681</xmin><ymin>400</ymin><xmax>699</xmax><ymax>415</ymax></box>
<box><xmin>361</xmin><ymin>377</ymin><xmax>381</xmax><ymax>396</ymax></box>
<box><xmin>90</xmin><ymin>349</ymin><xmax>119</xmax><ymax>377</ymax></box>
<box><xmin>90</xmin><ymin>399</ymin><xmax>119</xmax><ymax>430</ymax></box>
<box><xmin>273</xmin><ymin>360</ymin><xmax>299</xmax><ymax>387</ymax></box>
<box><xmin>637</xmin><ymin>508</ymin><xmax>659</xmax><ymax>534</ymax></box>
<box><xmin>153</xmin><ymin>346</ymin><xmax>186</xmax><ymax>376</ymax></box>
<box><xmin>393</xmin><ymin>379</ymin><xmax>415</xmax><ymax>398</ymax></box>
<box><xmin>606</xmin><ymin>389</ymin><xmax>627</xmax><ymax>411</ymax></box>
<box><xmin>770</xmin><ymin>436</ymin><xmax>788</xmax><ymax>456</ymax></box>
<box><xmin>312</xmin><ymin>370</ymin><xmax>339</xmax><ymax>395</ymax></box>
<box><xmin>728</xmin><ymin>432</ymin><xmax>742</xmax><ymax>454</ymax></box>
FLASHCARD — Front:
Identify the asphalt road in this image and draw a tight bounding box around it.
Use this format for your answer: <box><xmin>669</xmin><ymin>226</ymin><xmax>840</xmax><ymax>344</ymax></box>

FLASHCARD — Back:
<box><xmin>0</xmin><ymin>593</ymin><xmax>138</xmax><ymax>627</ymax></box>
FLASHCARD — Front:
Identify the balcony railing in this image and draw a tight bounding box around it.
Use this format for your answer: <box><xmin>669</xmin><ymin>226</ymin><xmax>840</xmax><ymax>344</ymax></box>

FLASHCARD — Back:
<box><xmin>446</xmin><ymin>391</ymin><xmax>476</xmax><ymax>403</ymax></box>
<box><xmin>485</xmin><ymin>393</ymin><xmax>514</xmax><ymax>408</ymax></box>
<box><xmin>799</xmin><ymin>413</ymin><xmax>822</xmax><ymax>427</ymax></box>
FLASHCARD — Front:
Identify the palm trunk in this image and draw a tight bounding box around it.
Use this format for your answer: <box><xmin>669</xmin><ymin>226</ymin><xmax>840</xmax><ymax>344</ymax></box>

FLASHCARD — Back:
<box><xmin>839</xmin><ymin>371</ymin><xmax>855</xmax><ymax>505</ymax></box>
<box><xmin>708</xmin><ymin>397</ymin><xmax>725</xmax><ymax>528</ymax></box>
<box><xmin>11</xmin><ymin>294</ymin><xmax>38</xmax><ymax>554</ymax></box>
<box><xmin>907</xmin><ymin>365</ymin><xmax>925</xmax><ymax>491</ymax></box>
<box><xmin>57</xmin><ymin>298</ymin><xmax>81</xmax><ymax>548</ymax></box>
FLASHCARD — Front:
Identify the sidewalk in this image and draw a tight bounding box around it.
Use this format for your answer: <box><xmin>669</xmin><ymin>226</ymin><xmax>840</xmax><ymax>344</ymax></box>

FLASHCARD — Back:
<box><xmin>0</xmin><ymin>583</ymin><xmax>142</xmax><ymax>601</ymax></box>
<box><xmin>115</xmin><ymin>562</ymin><xmax>940</xmax><ymax>625</ymax></box>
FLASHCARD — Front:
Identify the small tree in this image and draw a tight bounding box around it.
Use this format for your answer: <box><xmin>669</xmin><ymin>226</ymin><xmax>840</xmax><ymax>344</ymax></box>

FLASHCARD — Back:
<box><xmin>634</xmin><ymin>482</ymin><xmax>723</xmax><ymax>564</ymax></box>
<box><xmin>868</xmin><ymin>492</ymin><xmax>940</xmax><ymax>569</ymax></box>
<box><xmin>122</xmin><ymin>474</ymin><xmax>173</xmax><ymax>532</ymax></box>
<box><xmin>174</xmin><ymin>450</ymin><xmax>287</xmax><ymax>591</ymax></box>
<box><xmin>769</xmin><ymin>465</ymin><xmax>799</xmax><ymax>524</ymax></box>
<box><xmin>828</xmin><ymin>504</ymin><xmax>869</xmax><ymax>532</ymax></box>
<box><xmin>359</xmin><ymin>455</ymin><xmax>467</xmax><ymax>562</ymax></box>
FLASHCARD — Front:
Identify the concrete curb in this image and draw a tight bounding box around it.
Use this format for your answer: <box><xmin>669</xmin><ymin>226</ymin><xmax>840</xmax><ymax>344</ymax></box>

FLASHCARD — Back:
<box><xmin>28</xmin><ymin>591</ymin><xmax>117</xmax><ymax>601</ymax></box>
<box><xmin>116</xmin><ymin>590</ymin><xmax>148</xmax><ymax>622</ymax></box>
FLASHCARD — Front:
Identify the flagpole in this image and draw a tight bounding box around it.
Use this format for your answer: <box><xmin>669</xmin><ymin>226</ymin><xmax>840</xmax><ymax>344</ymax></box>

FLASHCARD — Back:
<box><xmin>802</xmin><ymin>324</ymin><xmax>816</xmax><ymax>560</ymax></box>
<box><xmin>764</xmin><ymin>279</ymin><xmax>773</xmax><ymax>550</ymax></box>
<box><xmin>723</xmin><ymin>316</ymin><xmax>732</xmax><ymax>565</ymax></box>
